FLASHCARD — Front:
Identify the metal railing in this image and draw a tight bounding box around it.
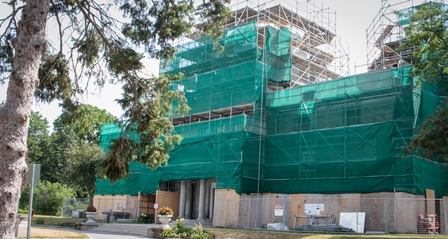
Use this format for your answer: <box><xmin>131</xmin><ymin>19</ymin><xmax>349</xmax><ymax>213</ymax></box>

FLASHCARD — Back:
<box><xmin>63</xmin><ymin>197</ymin><xmax>138</xmax><ymax>221</ymax></box>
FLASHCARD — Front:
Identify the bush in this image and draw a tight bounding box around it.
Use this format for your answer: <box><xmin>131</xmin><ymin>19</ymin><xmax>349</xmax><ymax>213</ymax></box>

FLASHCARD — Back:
<box><xmin>160</xmin><ymin>227</ymin><xmax>179</xmax><ymax>238</ymax></box>
<box><xmin>35</xmin><ymin>218</ymin><xmax>45</xmax><ymax>225</ymax></box>
<box><xmin>20</xmin><ymin>181</ymin><xmax>76</xmax><ymax>215</ymax></box>
<box><xmin>18</xmin><ymin>209</ymin><xmax>28</xmax><ymax>215</ymax></box>
<box><xmin>189</xmin><ymin>223</ymin><xmax>213</xmax><ymax>239</ymax></box>
<box><xmin>137</xmin><ymin>213</ymin><xmax>154</xmax><ymax>224</ymax></box>
<box><xmin>160</xmin><ymin>219</ymin><xmax>212</xmax><ymax>239</ymax></box>
<box><xmin>171</xmin><ymin>218</ymin><xmax>191</xmax><ymax>238</ymax></box>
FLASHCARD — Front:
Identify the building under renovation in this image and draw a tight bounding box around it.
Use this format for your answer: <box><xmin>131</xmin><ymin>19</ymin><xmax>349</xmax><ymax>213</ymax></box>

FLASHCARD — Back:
<box><xmin>95</xmin><ymin>0</ymin><xmax>448</xmax><ymax>234</ymax></box>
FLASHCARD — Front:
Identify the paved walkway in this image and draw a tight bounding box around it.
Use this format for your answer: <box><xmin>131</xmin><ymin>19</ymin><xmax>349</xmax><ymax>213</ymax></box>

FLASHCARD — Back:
<box><xmin>17</xmin><ymin>220</ymin><xmax>157</xmax><ymax>239</ymax></box>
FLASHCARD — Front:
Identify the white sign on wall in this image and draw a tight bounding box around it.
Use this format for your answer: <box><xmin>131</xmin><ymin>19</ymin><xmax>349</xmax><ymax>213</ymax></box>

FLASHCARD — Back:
<box><xmin>304</xmin><ymin>203</ymin><xmax>324</xmax><ymax>215</ymax></box>
<box><xmin>274</xmin><ymin>204</ymin><xmax>284</xmax><ymax>216</ymax></box>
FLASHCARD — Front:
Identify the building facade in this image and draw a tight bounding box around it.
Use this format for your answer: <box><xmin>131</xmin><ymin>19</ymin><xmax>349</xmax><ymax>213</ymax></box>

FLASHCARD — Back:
<box><xmin>95</xmin><ymin>0</ymin><xmax>448</xmax><ymax>233</ymax></box>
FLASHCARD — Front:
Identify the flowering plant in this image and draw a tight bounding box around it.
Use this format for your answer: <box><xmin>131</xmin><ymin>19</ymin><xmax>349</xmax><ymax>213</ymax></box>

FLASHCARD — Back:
<box><xmin>158</xmin><ymin>206</ymin><xmax>173</xmax><ymax>215</ymax></box>
<box><xmin>160</xmin><ymin>218</ymin><xmax>213</xmax><ymax>239</ymax></box>
<box><xmin>86</xmin><ymin>205</ymin><xmax>97</xmax><ymax>212</ymax></box>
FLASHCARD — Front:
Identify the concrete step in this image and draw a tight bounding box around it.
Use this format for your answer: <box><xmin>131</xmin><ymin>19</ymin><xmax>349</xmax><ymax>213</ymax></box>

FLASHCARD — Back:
<box><xmin>182</xmin><ymin>219</ymin><xmax>213</xmax><ymax>227</ymax></box>
<box><xmin>80</xmin><ymin>219</ymin><xmax>213</xmax><ymax>236</ymax></box>
<box><xmin>88</xmin><ymin>223</ymin><xmax>152</xmax><ymax>236</ymax></box>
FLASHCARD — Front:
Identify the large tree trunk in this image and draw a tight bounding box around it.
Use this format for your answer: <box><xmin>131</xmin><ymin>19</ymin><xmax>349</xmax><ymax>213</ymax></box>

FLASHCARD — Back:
<box><xmin>0</xmin><ymin>1</ymin><xmax>49</xmax><ymax>238</ymax></box>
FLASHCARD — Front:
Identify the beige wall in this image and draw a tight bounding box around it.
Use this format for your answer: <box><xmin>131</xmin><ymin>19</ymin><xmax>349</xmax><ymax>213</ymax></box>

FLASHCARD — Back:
<box><xmin>289</xmin><ymin>194</ymin><xmax>307</xmax><ymax>227</ymax></box>
<box><xmin>426</xmin><ymin>189</ymin><xmax>436</xmax><ymax>214</ymax></box>
<box><xmin>93</xmin><ymin>195</ymin><xmax>137</xmax><ymax>220</ymax></box>
<box><xmin>213</xmin><ymin>189</ymin><xmax>240</xmax><ymax>227</ymax></box>
<box><xmin>155</xmin><ymin>190</ymin><xmax>180</xmax><ymax>222</ymax></box>
<box><xmin>392</xmin><ymin>192</ymin><xmax>424</xmax><ymax>233</ymax></box>
<box><xmin>211</xmin><ymin>191</ymin><xmax>427</xmax><ymax>232</ymax></box>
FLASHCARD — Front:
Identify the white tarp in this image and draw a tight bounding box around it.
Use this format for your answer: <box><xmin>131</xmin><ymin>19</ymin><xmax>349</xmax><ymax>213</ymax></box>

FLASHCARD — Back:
<box><xmin>267</xmin><ymin>223</ymin><xmax>289</xmax><ymax>231</ymax></box>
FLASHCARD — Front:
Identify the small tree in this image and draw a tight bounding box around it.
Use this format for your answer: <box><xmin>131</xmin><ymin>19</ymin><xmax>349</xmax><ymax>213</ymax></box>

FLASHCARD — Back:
<box><xmin>20</xmin><ymin>181</ymin><xmax>75</xmax><ymax>216</ymax></box>
<box><xmin>0</xmin><ymin>0</ymin><xmax>230</xmax><ymax>236</ymax></box>
<box><xmin>398</xmin><ymin>1</ymin><xmax>448</xmax><ymax>82</ymax></box>
<box><xmin>398</xmin><ymin>1</ymin><xmax>448</xmax><ymax>160</ymax></box>
<box><xmin>65</xmin><ymin>143</ymin><xmax>105</xmax><ymax>206</ymax></box>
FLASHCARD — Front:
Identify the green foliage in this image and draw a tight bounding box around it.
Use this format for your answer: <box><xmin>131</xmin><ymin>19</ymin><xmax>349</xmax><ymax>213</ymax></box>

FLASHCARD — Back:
<box><xmin>18</xmin><ymin>209</ymin><xmax>28</xmax><ymax>215</ymax></box>
<box><xmin>31</xmin><ymin>216</ymin><xmax>86</xmax><ymax>229</ymax></box>
<box><xmin>35</xmin><ymin>218</ymin><xmax>45</xmax><ymax>225</ymax></box>
<box><xmin>36</xmin><ymin>54</ymin><xmax>72</xmax><ymax>103</ymax></box>
<box><xmin>407</xmin><ymin>100</ymin><xmax>448</xmax><ymax>162</ymax></box>
<box><xmin>1</xmin><ymin>0</ymin><xmax>232</xmax><ymax>189</ymax></box>
<box><xmin>37</xmin><ymin>128</ymin><xmax>77</xmax><ymax>183</ymax></box>
<box><xmin>171</xmin><ymin>218</ymin><xmax>191</xmax><ymax>236</ymax></box>
<box><xmin>398</xmin><ymin>1</ymin><xmax>448</xmax><ymax>161</ymax></box>
<box><xmin>160</xmin><ymin>228</ymin><xmax>179</xmax><ymax>238</ymax></box>
<box><xmin>398</xmin><ymin>1</ymin><xmax>448</xmax><ymax>82</ymax></box>
<box><xmin>54</xmin><ymin>101</ymin><xmax>116</xmax><ymax>145</ymax></box>
<box><xmin>20</xmin><ymin>181</ymin><xmax>76</xmax><ymax>216</ymax></box>
<box><xmin>103</xmin><ymin>74</ymin><xmax>189</xmax><ymax>181</ymax></box>
<box><xmin>27</xmin><ymin>112</ymin><xmax>50</xmax><ymax>163</ymax></box>
<box><xmin>160</xmin><ymin>219</ymin><xmax>212</xmax><ymax>239</ymax></box>
<box><xmin>189</xmin><ymin>223</ymin><xmax>213</xmax><ymax>239</ymax></box>
<box><xmin>64</xmin><ymin>143</ymin><xmax>105</xmax><ymax>202</ymax></box>
<box><xmin>195</xmin><ymin>0</ymin><xmax>232</xmax><ymax>52</ymax></box>
<box><xmin>137</xmin><ymin>213</ymin><xmax>154</xmax><ymax>224</ymax></box>
<box><xmin>46</xmin><ymin>103</ymin><xmax>115</xmax><ymax>200</ymax></box>
<box><xmin>0</xmin><ymin>31</ymin><xmax>14</xmax><ymax>83</ymax></box>
<box><xmin>73</xmin><ymin>29</ymin><xmax>102</xmax><ymax>69</ymax></box>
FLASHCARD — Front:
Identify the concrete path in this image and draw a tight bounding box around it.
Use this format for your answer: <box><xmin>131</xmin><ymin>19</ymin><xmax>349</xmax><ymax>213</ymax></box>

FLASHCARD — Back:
<box><xmin>17</xmin><ymin>220</ymin><xmax>157</xmax><ymax>239</ymax></box>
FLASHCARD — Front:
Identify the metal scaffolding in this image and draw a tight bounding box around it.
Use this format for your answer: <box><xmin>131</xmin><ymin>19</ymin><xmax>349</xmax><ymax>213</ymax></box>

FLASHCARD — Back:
<box><xmin>366</xmin><ymin>0</ymin><xmax>422</xmax><ymax>71</ymax></box>
<box><xmin>163</xmin><ymin>0</ymin><xmax>350</xmax><ymax>126</ymax></box>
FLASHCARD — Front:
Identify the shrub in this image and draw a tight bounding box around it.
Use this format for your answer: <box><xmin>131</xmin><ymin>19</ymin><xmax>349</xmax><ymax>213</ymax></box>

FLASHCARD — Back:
<box><xmin>172</xmin><ymin>218</ymin><xmax>191</xmax><ymax>237</ymax></box>
<box><xmin>20</xmin><ymin>181</ymin><xmax>75</xmax><ymax>216</ymax></box>
<box><xmin>18</xmin><ymin>209</ymin><xmax>29</xmax><ymax>215</ymax></box>
<box><xmin>35</xmin><ymin>218</ymin><xmax>45</xmax><ymax>225</ymax></box>
<box><xmin>160</xmin><ymin>219</ymin><xmax>212</xmax><ymax>239</ymax></box>
<box><xmin>137</xmin><ymin>213</ymin><xmax>154</xmax><ymax>224</ymax></box>
<box><xmin>189</xmin><ymin>223</ymin><xmax>213</xmax><ymax>239</ymax></box>
<box><xmin>160</xmin><ymin>227</ymin><xmax>179</xmax><ymax>238</ymax></box>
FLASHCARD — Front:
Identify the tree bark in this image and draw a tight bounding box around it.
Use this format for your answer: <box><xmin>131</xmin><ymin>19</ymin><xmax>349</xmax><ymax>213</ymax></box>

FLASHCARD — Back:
<box><xmin>0</xmin><ymin>1</ymin><xmax>49</xmax><ymax>238</ymax></box>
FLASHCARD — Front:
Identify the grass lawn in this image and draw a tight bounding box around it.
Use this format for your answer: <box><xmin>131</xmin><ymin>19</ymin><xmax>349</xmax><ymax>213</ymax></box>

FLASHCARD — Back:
<box><xmin>31</xmin><ymin>216</ymin><xmax>89</xmax><ymax>228</ymax></box>
<box><xmin>207</xmin><ymin>228</ymin><xmax>448</xmax><ymax>239</ymax></box>
<box><xmin>30</xmin><ymin>216</ymin><xmax>448</xmax><ymax>239</ymax></box>
<box><xmin>18</xmin><ymin>227</ymin><xmax>88</xmax><ymax>239</ymax></box>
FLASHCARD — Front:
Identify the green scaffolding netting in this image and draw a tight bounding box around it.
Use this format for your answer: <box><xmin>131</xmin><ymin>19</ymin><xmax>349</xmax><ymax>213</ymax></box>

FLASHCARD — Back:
<box><xmin>97</xmin><ymin>115</ymin><xmax>249</xmax><ymax>195</ymax></box>
<box><xmin>97</xmin><ymin>66</ymin><xmax>448</xmax><ymax>197</ymax></box>
<box><xmin>96</xmin><ymin>21</ymin><xmax>448</xmax><ymax>197</ymax></box>
<box><xmin>163</xmin><ymin>22</ymin><xmax>291</xmax><ymax>115</ymax></box>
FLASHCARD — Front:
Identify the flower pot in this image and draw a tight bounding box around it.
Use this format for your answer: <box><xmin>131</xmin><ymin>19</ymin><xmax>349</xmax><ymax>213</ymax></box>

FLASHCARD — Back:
<box><xmin>85</xmin><ymin>212</ymin><xmax>97</xmax><ymax>223</ymax></box>
<box><xmin>158</xmin><ymin>214</ymin><xmax>173</xmax><ymax>225</ymax></box>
